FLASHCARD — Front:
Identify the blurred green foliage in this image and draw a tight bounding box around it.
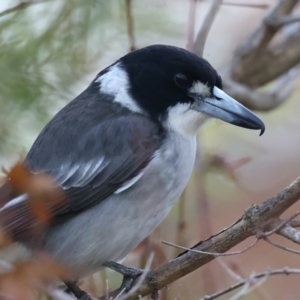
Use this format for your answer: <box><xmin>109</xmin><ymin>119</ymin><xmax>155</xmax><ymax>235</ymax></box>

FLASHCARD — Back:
<box><xmin>0</xmin><ymin>0</ymin><xmax>123</xmax><ymax>156</ymax></box>
<box><xmin>0</xmin><ymin>0</ymin><xmax>182</xmax><ymax>161</ymax></box>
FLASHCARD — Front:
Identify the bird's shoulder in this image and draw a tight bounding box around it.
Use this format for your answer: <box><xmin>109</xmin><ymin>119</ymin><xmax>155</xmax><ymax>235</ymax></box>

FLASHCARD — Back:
<box><xmin>26</xmin><ymin>88</ymin><xmax>165</xmax><ymax>204</ymax></box>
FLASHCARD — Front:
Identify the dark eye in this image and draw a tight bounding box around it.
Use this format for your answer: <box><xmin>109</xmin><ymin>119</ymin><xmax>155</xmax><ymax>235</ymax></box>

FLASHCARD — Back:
<box><xmin>174</xmin><ymin>73</ymin><xmax>191</xmax><ymax>89</ymax></box>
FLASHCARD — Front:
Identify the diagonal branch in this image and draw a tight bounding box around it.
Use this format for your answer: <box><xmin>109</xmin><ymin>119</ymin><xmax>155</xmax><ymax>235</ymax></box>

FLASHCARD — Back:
<box><xmin>98</xmin><ymin>176</ymin><xmax>300</xmax><ymax>299</ymax></box>
<box><xmin>231</xmin><ymin>24</ymin><xmax>300</xmax><ymax>87</ymax></box>
<box><xmin>193</xmin><ymin>0</ymin><xmax>222</xmax><ymax>56</ymax></box>
<box><xmin>277</xmin><ymin>226</ymin><xmax>300</xmax><ymax>245</ymax></box>
<box><xmin>201</xmin><ymin>268</ymin><xmax>300</xmax><ymax>300</ymax></box>
<box><xmin>222</xmin><ymin>67</ymin><xmax>299</xmax><ymax>111</ymax></box>
<box><xmin>209</xmin><ymin>0</ymin><xmax>300</xmax><ymax>112</ymax></box>
<box><xmin>230</xmin><ymin>0</ymin><xmax>299</xmax><ymax>60</ymax></box>
<box><xmin>276</xmin><ymin>15</ymin><xmax>300</xmax><ymax>26</ymax></box>
<box><xmin>186</xmin><ymin>0</ymin><xmax>197</xmax><ymax>52</ymax></box>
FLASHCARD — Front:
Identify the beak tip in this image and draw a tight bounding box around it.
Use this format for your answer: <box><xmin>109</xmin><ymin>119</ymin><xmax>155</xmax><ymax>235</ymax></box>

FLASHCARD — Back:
<box><xmin>258</xmin><ymin>121</ymin><xmax>265</xmax><ymax>136</ymax></box>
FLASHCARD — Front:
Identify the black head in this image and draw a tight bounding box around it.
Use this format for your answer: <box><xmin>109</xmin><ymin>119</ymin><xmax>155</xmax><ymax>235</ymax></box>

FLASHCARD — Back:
<box><xmin>95</xmin><ymin>45</ymin><xmax>265</xmax><ymax>136</ymax></box>
<box><xmin>120</xmin><ymin>44</ymin><xmax>222</xmax><ymax>119</ymax></box>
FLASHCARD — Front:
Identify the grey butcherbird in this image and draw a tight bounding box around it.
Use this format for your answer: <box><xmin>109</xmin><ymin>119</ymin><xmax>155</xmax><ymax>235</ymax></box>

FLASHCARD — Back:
<box><xmin>0</xmin><ymin>45</ymin><xmax>264</xmax><ymax>293</ymax></box>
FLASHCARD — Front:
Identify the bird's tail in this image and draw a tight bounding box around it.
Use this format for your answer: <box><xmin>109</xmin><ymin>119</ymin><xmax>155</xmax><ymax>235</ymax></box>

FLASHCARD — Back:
<box><xmin>0</xmin><ymin>184</ymin><xmax>33</xmax><ymax>243</ymax></box>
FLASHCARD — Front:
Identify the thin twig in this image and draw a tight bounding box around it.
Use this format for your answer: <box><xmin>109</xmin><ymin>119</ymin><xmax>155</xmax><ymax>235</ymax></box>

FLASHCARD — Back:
<box><xmin>114</xmin><ymin>288</ymin><xmax>126</xmax><ymax>300</ymax></box>
<box><xmin>228</xmin><ymin>279</ymin><xmax>252</xmax><ymax>300</ymax></box>
<box><xmin>0</xmin><ymin>0</ymin><xmax>50</xmax><ymax>18</ymax></box>
<box><xmin>195</xmin><ymin>165</ymin><xmax>216</xmax><ymax>294</ymax></box>
<box><xmin>229</xmin><ymin>271</ymin><xmax>270</xmax><ymax>300</ymax></box>
<box><xmin>162</xmin><ymin>238</ymin><xmax>258</xmax><ymax>257</ymax></box>
<box><xmin>264</xmin><ymin>237</ymin><xmax>300</xmax><ymax>255</ymax></box>
<box><xmin>216</xmin><ymin>258</ymin><xmax>243</xmax><ymax>281</ymax></box>
<box><xmin>125</xmin><ymin>0</ymin><xmax>136</xmax><ymax>52</ymax></box>
<box><xmin>222</xmin><ymin>2</ymin><xmax>269</xmax><ymax>9</ymax></box>
<box><xmin>201</xmin><ymin>0</ymin><xmax>269</xmax><ymax>9</ymax></box>
<box><xmin>193</xmin><ymin>0</ymin><xmax>222</xmax><ymax>56</ymax></box>
<box><xmin>174</xmin><ymin>191</ymin><xmax>188</xmax><ymax>257</ymax></box>
<box><xmin>186</xmin><ymin>0</ymin><xmax>197</xmax><ymax>51</ymax></box>
<box><xmin>106</xmin><ymin>279</ymin><xmax>109</xmax><ymax>300</ymax></box>
<box><xmin>201</xmin><ymin>268</ymin><xmax>300</xmax><ymax>300</ymax></box>
<box><xmin>263</xmin><ymin>209</ymin><xmax>300</xmax><ymax>237</ymax></box>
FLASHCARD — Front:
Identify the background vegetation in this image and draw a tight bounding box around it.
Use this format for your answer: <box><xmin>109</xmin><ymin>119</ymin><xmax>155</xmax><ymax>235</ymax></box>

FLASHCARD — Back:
<box><xmin>1</xmin><ymin>0</ymin><xmax>300</xmax><ymax>299</ymax></box>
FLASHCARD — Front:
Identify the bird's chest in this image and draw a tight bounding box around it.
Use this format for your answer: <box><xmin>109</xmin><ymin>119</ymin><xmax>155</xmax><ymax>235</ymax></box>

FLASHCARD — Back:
<box><xmin>42</xmin><ymin>134</ymin><xmax>197</xmax><ymax>275</ymax></box>
<box><xmin>125</xmin><ymin>134</ymin><xmax>197</xmax><ymax>234</ymax></box>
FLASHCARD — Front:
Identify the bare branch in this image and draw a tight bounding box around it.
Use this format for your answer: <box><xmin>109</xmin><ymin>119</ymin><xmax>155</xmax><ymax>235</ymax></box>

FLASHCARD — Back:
<box><xmin>193</xmin><ymin>0</ymin><xmax>222</xmax><ymax>56</ymax></box>
<box><xmin>229</xmin><ymin>272</ymin><xmax>270</xmax><ymax>300</ymax></box>
<box><xmin>222</xmin><ymin>81</ymin><xmax>283</xmax><ymax>111</ymax></box>
<box><xmin>188</xmin><ymin>0</ymin><xmax>300</xmax><ymax>112</ymax></box>
<box><xmin>186</xmin><ymin>0</ymin><xmax>197</xmax><ymax>51</ymax></box>
<box><xmin>278</xmin><ymin>226</ymin><xmax>300</xmax><ymax>245</ymax></box>
<box><xmin>230</xmin><ymin>0</ymin><xmax>299</xmax><ymax>59</ymax></box>
<box><xmin>290</xmin><ymin>219</ymin><xmax>300</xmax><ymax>228</ymax></box>
<box><xmin>193</xmin><ymin>0</ymin><xmax>299</xmax><ymax>113</ymax></box>
<box><xmin>201</xmin><ymin>268</ymin><xmax>300</xmax><ymax>300</ymax></box>
<box><xmin>125</xmin><ymin>0</ymin><xmax>136</xmax><ymax>52</ymax></box>
<box><xmin>230</xmin><ymin>25</ymin><xmax>300</xmax><ymax>88</ymax></box>
<box><xmin>222</xmin><ymin>0</ymin><xmax>300</xmax><ymax>109</ymax></box>
<box><xmin>0</xmin><ymin>0</ymin><xmax>50</xmax><ymax>18</ymax></box>
<box><xmin>223</xmin><ymin>66</ymin><xmax>299</xmax><ymax>111</ymax></box>
<box><xmin>217</xmin><ymin>258</ymin><xmax>243</xmax><ymax>282</ymax></box>
<box><xmin>104</xmin><ymin>176</ymin><xmax>300</xmax><ymax>299</ymax></box>
<box><xmin>213</xmin><ymin>0</ymin><xmax>300</xmax><ymax>112</ymax></box>
<box><xmin>263</xmin><ymin>209</ymin><xmax>300</xmax><ymax>237</ymax></box>
<box><xmin>276</xmin><ymin>15</ymin><xmax>300</xmax><ymax>26</ymax></box>
<box><xmin>174</xmin><ymin>192</ymin><xmax>188</xmax><ymax>257</ymax></box>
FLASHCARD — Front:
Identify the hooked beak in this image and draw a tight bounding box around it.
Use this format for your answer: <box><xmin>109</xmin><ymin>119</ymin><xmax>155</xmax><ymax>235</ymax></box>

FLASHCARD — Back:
<box><xmin>193</xmin><ymin>86</ymin><xmax>265</xmax><ymax>135</ymax></box>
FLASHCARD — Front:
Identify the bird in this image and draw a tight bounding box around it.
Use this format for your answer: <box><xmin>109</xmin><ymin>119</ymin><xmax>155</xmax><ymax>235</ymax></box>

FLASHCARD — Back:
<box><xmin>0</xmin><ymin>44</ymin><xmax>264</xmax><ymax>292</ymax></box>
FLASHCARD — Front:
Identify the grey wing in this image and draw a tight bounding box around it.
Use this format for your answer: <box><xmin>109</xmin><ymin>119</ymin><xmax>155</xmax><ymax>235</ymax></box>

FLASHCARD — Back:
<box><xmin>0</xmin><ymin>95</ymin><xmax>162</xmax><ymax>240</ymax></box>
<box><xmin>27</xmin><ymin>115</ymin><xmax>161</xmax><ymax>214</ymax></box>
